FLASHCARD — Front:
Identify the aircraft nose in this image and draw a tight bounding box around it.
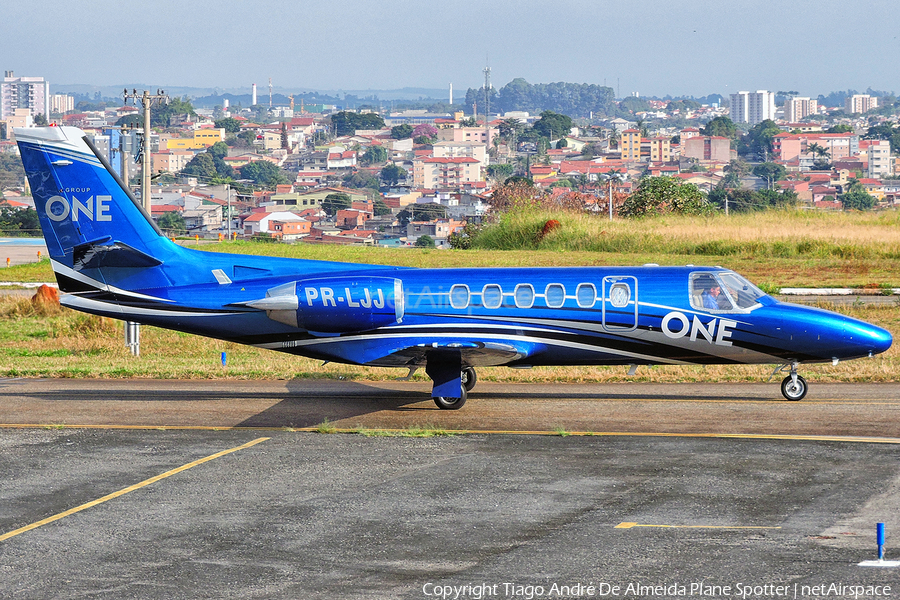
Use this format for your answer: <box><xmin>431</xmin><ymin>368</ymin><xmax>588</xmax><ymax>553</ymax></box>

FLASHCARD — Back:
<box><xmin>845</xmin><ymin>320</ymin><xmax>893</xmax><ymax>357</ymax></box>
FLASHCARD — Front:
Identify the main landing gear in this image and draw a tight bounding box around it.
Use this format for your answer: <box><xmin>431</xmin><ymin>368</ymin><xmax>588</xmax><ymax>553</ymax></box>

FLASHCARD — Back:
<box><xmin>776</xmin><ymin>362</ymin><xmax>808</xmax><ymax>401</ymax></box>
<box><xmin>426</xmin><ymin>354</ymin><xmax>476</xmax><ymax>410</ymax></box>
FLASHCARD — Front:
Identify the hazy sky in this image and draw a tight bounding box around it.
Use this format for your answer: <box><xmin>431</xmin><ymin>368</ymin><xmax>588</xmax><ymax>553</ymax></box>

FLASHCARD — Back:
<box><xmin>6</xmin><ymin>0</ymin><xmax>899</xmax><ymax>99</ymax></box>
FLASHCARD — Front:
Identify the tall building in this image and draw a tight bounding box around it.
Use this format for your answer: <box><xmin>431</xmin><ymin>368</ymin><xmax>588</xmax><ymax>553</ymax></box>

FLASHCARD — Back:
<box><xmin>49</xmin><ymin>93</ymin><xmax>74</xmax><ymax>114</ymax></box>
<box><xmin>785</xmin><ymin>97</ymin><xmax>818</xmax><ymax>122</ymax></box>
<box><xmin>1</xmin><ymin>71</ymin><xmax>50</xmax><ymax>120</ymax></box>
<box><xmin>729</xmin><ymin>90</ymin><xmax>775</xmax><ymax>125</ymax></box>
<box><xmin>620</xmin><ymin>129</ymin><xmax>641</xmax><ymax>161</ymax></box>
<box><xmin>845</xmin><ymin>94</ymin><xmax>878</xmax><ymax>114</ymax></box>
<box><xmin>868</xmin><ymin>140</ymin><xmax>891</xmax><ymax>179</ymax></box>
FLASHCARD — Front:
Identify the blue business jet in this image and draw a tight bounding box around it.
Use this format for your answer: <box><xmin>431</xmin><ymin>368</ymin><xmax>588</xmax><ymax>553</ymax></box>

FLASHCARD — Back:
<box><xmin>15</xmin><ymin>126</ymin><xmax>892</xmax><ymax>408</ymax></box>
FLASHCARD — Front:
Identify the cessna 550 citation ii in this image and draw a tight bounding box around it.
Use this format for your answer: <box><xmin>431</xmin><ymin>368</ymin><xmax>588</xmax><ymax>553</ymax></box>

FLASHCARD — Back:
<box><xmin>16</xmin><ymin>126</ymin><xmax>892</xmax><ymax>409</ymax></box>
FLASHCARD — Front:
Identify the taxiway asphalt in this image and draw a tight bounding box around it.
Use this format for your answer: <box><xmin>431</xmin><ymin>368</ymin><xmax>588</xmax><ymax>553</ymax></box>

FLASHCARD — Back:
<box><xmin>1</xmin><ymin>378</ymin><xmax>900</xmax><ymax>598</ymax></box>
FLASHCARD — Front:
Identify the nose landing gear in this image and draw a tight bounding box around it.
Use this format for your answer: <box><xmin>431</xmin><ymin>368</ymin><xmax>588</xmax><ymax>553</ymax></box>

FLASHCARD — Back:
<box><xmin>777</xmin><ymin>362</ymin><xmax>808</xmax><ymax>401</ymax></box>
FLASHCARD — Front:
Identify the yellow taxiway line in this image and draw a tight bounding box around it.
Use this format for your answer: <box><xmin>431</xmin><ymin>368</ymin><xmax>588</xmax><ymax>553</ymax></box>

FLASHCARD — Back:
<box><xmin>0</xmin><ymin>437</ymin><xmax>269</xmax><ymax>543</ymax></box>
<box><xmin>615</xmin><ymin>522</ymin><xmax>781</xmax><ymax>530</ymax></box>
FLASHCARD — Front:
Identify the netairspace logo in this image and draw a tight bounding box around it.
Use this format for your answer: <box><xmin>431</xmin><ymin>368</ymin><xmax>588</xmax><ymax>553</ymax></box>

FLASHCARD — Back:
<box><xmin>421</xmin><ymin>581</ymin><xmax>893</xmax><ymax>600</ymax></box>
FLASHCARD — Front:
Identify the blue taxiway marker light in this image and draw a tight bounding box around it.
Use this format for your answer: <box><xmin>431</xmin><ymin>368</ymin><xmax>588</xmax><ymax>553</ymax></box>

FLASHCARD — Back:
<box><xmin>859</xmin><ymin>522</ymin><xmax>900</xmax><ymax>567</ymax></box>
<box><xmin>221</xmin><ymin>352</ymin><xmax>226</xmax><ymax>367</ymax></box>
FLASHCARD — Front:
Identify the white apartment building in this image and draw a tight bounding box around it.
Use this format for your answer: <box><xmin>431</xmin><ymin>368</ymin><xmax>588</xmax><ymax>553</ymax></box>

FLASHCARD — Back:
<box><xmin>868</xmin><ymin>140</ymin><xmax>891</xmax><ymax>179</ymax></box>
<box><xmin>785</xmin><ymin>97</ymin><xmax>818</xmax><ymax>122</ymax></box>
<box><xmin>845</xmin><ymin>94</ymin><xmax>878</xmax><ymax>114</ymax></box>
<box><xmin>50</xmin><ymin>94</ymin><xmax>75</xmax><ymax>114</ymax></box>
<box><xmin>432</xmin><ymin>141</ymin><xmax>488</xmax><ymax>167</ymax></box>
<box><xmin>730</xmin><ymin>90</ymin><xmax>775</xmax><ymax>125</ymax></box>
<box><xmin>1</xmin><ymin>71</ymin><xmax>50</xmax><ymax>120</ymax></box>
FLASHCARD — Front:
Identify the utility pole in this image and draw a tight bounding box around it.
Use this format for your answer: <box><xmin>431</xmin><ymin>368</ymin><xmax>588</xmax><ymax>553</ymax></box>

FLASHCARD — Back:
<box><xmin>483</xmin><ymin>65</ymin><xmax>491</xmax><ymax>147</ymax></box>
<box><xmin>123</xmin><ymin>88</ymin><xmax>168</xmax><ymax>214</ymax></box>
<box><xmin>122</xmin><ymin>88</ymin><xmax>168</xmax><ymax>356</ymax></box>
<box><xmin>226</xmin><ymin>184</ymin><xmax>231</xmax><ymax>239</ymax></box>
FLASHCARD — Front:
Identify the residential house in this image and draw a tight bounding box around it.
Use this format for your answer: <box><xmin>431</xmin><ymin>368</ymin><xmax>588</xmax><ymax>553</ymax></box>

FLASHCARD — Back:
<box><xmin>242</xmin><ymin>210</ymin><xmax>306</xmax><ymax>236</ymax></box>
<box><xmin>683</xmin><ymin>136</ymin><xmax>731</xmax><ymax>163</ymax></box>
<box><xmin>406</xmin><ymin>218</ymin><xmax>465</xmax><ymax>248</ymax></box>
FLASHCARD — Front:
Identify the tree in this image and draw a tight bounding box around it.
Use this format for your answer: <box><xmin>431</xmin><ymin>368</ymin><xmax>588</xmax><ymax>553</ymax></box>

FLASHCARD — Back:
<box><xmin>414</xmin><ymin>234</ymin><xmax>436</xmax><ymax>248</ymax></box>
<box><xmin>826</xmin><ymin>124</ymin><xmax>853</xmax><ymax>134</ymax></box>
<box><xmin>742</xmin><ymin>119</ymin><xmax>782</xmax><ymax>158</ymax></box>
<box><xmin>0</xmin><ymin>153</ymin><xmax>26</xmax><ymax>189</ymax></box>
<box><xmin>215</xmin><ymin>117</ymin><xmax>241</xmax><ymax>134</ymax></box>
<box><xmin>840</xmin><ymin>188</ymin><xmax>876</xmax><ymax>210</ymax></box>
<box><xmin>237</xmin><ymin>130</ymin><xmax>257</xmax><ymax>147</ymax></box>
<box><xmin>486</xmin><ymin>163</ymin><xmax>514</xmax><ymax>182</ymax></box>
<box><xmin>181</xmin><ymin>152</ymin><xmax>217</xmax><ymax>180</ymax></box>
<box><xmin>397</xmin><ymin>203</ymin><xmax>446</xmax><ymax>226</ymax></box>
<box><xmin>152</xmin><ymin>96</ymin><xmax>196</xmax><ymax>127</ymax></box>
<box><xmin>752</xmin><ymin>162</ymin><xmax>787</xmax><ymax>188</ymax></box>
<box><xmin>330</xmin><ymin>111</ymin><xmax>385</xmax><ymax>136</ymax></box>
<box><xmin>412</xmin><ymin>123</ymin><xmax>439</xmax><ymax>145</ymax></box>
<box><xmin>863</xmin><ymin>122</ymin><xmax>900</xmax><ymax>153</ymax></box>
<box><xmin>342</xmin><ymin>171</ymin><xmax>380</xmax><ymax>192</ymax></box>
<box><xmin>34</xmin><ymin>113</ymin><xmax>48</xmax><ymax>126</ymax></box>
<box><xmin>700</xmin><ymin>116</ymin><xmax>738</xmax><ymax>139</ymax></box>
<box><xmin>840</xmin><ymin>180</ymin><xmax>876</xmax><ymax>210</ymax></box>
<box><xmin>807</xmin><ymin>142</ymin><xmax>831</xmax><ymax>169</ymax></box>
<box><xmin>373</xmin><ymin>198</ymin><xmax>392</xmax><ymax>216</ymax></box>
<box><xmin>239</xmin><ymin>161</ymin><xmax>290</xmax><ymax>187</ymax></box>
<box><xmin>498</xmin><ymin>118</ymin><xmax>523</xmax><ymax>143</ymax></box>
<box><xmin>322</xmin><ymin>193</ymin><xmax>352</xmax><ymax>216</ymax></box>
<box><xmin>380</xmin><ymin>164</ymin><xmax>407</xmax><ymax>187</ymax></box>
<box><xmin>157</xmin><ymin>211</ymin><xmax>187</xmax><ymax>235</ymax></box>
<box><xmin>391</xmin><ymin>124</ymin><xmax>414</xmax><ymax>139</ymax></box>
<box><xmin>0</xmin><ymin>206</ymin><xmax>39</xmax><ymax>236</ymax></box>
<box><xmin>619</xmin><ymin>177</ymin><xmax>713</xmax><ymax>218</ymax></box>
<box><xmin>532</xmin><ymin>111</ymin><xmax>573</xmax><ymax>141</ymax></box>
<box><xmin>207</xmin><ymin>141</ymin><xmax>228</xmax><ymax>160</ymax></box>
<box><xmin>360</xmin><ymin>145</ymin><xmax>388</xmax><ymax>166</ymax></box>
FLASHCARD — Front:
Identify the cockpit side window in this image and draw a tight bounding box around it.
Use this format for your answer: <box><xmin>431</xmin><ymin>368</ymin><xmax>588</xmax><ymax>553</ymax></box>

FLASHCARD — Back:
<box><xmin>690</xmin><ymin>272</ymin><xmax>734</xmax><ymax>312</ymax></box>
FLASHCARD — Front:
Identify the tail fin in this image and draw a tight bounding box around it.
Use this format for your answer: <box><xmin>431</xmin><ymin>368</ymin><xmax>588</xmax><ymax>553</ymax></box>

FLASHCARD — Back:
<box><xmin>15</xmin><ymin>126</ymin><xmax>178</xmax><ymax>292</ymax></box>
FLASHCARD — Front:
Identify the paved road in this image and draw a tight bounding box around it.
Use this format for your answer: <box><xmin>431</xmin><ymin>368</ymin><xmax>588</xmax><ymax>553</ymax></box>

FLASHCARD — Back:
<box><xmin>2</xmin><ymin>378</ymin><xmax>900</xmax><ymax>438</ymax></box>
<box><xmin>0</xmin><ymin>238</ymin><xmax>47</xmax><ymax>267</ymax></box>
<box><xmin>2</xmin><ymin>383</ymin><xmax>900</xmax><ymax>598</ymax></box>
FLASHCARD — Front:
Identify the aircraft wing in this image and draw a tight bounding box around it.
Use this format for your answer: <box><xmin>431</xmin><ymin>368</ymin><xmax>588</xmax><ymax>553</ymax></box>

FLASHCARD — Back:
<box><xmin>371</xmin><ymin>340</ymin><xmax>530</xmax><ymax>368</ymax></box>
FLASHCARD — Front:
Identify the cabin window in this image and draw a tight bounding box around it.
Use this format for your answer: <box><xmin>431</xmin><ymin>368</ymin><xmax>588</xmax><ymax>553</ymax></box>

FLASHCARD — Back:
<box><xmin>609</xmin><ymin>283</ymin><xmax>631</xmax><ymax>308</ymax></box>
<box><xmin>545</xmin><ymin>283</ymin><xmax>566</xmax><ymax>308</ymax></box>
<box><xmin>576</xmin><ymin>283</ymin><xmax>597</xmax><ymax>308</ymax></box>
<box><xmin>514</xmin><ymin>284</ymin><xmax>535</xmax><ymax>309</ymax></box>
<box><xmin>449</xmin><ymin>284</ymin><xmax>470</xmax><ymax>309</ymax></box>
<box><xmin>482</xmin><ymin>284</ymin><xmax>503</xmax><ymax>309</ymax></box>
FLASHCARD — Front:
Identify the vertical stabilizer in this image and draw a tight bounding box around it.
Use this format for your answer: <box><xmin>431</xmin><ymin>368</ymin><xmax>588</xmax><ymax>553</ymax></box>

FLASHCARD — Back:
<box><xmin>15</xmin><ymin>126</ymin><xmax>177</xmax><ymax>292</ymax></box>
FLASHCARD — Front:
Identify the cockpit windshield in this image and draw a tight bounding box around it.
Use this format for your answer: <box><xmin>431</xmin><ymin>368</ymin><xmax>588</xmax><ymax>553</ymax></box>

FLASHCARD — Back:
<box><xmin>690</xmin><ymin>271</ymin><xmax>766</xmax><ymax>312</ymax></box>
<box><xmin>717</xmin><ymin>271</ymin><xmax>767</xmax><ymax>309</ymax></box>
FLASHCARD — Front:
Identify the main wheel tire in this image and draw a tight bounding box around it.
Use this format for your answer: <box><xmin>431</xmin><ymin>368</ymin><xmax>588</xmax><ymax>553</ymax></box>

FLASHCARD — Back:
<box><xmin>780</xmin><ymin>375</ymin><xmax>808</xmax><ymax>401</ymax></box>
<box><xmin>461</xmin><ymin>367</ymin><xmax>477</xmax><ymax>392</ymax></box>
<box><xmin>433</xmin><ymin>386</ymin><xmax>467</xmax><ymax>410</ymax></box>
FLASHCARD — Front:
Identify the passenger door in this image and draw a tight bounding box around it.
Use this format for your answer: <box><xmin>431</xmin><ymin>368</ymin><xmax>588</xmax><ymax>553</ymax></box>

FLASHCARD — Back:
<box><xmin>602</xmin><ymin>276</ymin><xmax>638</xmax><ymax>332</ymax></box>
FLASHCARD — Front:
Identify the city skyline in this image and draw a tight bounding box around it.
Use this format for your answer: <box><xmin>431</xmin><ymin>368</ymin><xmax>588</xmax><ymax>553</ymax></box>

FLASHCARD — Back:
<box><xmin>5</xmin><ymin>0</ymin><xmax>899</xmax><ymax>99</ymax></box>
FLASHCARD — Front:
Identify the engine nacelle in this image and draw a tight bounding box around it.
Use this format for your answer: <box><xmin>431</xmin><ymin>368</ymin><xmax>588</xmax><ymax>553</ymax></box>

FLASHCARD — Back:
<box><xmin>247</xmin><ymin>276</ymin><xmax>404</xmax><ymax>333</ymax></box>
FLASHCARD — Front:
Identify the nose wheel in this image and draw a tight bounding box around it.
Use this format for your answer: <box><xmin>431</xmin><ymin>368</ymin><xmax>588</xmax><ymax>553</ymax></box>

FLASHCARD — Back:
<box><xmin>780</xmin><ymin>372</ymin><xmax>808</xmax><ymax>401</ymax></box>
